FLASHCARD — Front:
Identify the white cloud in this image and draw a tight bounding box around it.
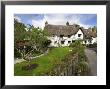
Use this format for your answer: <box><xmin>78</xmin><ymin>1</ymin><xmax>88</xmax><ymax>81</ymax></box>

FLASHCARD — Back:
<box><xmin>79</xmin><ymin>24</ymin><xmax>92</xmax><ymax>29</ymax></box>
<box><xmin>44</xmin><ymin>14</ymin><xmax>80</xmax><ymax>25</ymax></box>
<box><xmin>32</xmin><ymin>14</ymin><xmax>95</xmax><ymax>29</ymax></box>
<box><xmin>14</xmin><ymin>16</ymin><xmax>21</xmax><ymax>22</ymax></box>
<box><xmin>32</xmin><ymin>19</ymin><xmax>44</xmax><ymax>29</ymax></box>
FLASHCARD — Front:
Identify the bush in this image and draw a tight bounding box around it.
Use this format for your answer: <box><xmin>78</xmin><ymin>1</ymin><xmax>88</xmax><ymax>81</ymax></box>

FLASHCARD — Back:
<box><xmin>70</xmin><ymin>40</ymin><xmax>85</xmax><ymax>57</ymax></box>
<box><xmin>14</xmin><ymin>48</ymin><xmax>22</xmax><ymax>58</ymax></box>
<box><xmin>69</xmin><ymin>40</ymin><xmax>81</xmax><ymax>48</ymax></box>
<box><xmin>70</xmin><ymin>40</ymin><xmax>85</xmax><ymax>50</ymax></box>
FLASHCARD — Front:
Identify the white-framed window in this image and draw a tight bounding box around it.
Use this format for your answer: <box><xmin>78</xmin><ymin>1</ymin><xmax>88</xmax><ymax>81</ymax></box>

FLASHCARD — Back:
<box><xmin>78</xmin><ymin>34</ymin><xmax>82</xmax><ymax>37</ymax></box>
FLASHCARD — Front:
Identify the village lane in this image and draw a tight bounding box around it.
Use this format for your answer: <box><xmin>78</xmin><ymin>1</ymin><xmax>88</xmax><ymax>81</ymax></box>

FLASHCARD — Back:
<box><xmin>85</xmin><ymin>48</ymin><xmax>97</xmax><ymax>76</ymax></box>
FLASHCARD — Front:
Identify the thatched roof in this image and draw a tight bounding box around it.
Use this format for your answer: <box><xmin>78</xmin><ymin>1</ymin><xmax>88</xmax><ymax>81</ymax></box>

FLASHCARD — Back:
<box><xmin>83</xmin><ymin>29</ymin><xmax>97</xmax><ymax>38</ymax></box>
<box><xmin>44</xmin><ymin>24</ymin><xmax>80</xmax><ymax>36</ymax></box>
<box><xmin>44</xmin><ymin>23</ymin><xmax>97</xmax><ymax>38</ymax></box>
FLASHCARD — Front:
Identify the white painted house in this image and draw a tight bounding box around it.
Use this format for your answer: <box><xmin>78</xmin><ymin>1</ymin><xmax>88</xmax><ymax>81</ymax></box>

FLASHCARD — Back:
<box><xmin>44</xmin><ymin>21</ymin><xmax>97</xmax><ymax>47</ymax></box>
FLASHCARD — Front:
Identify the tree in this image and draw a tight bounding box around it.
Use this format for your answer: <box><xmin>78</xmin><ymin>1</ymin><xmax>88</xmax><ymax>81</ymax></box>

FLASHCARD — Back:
<box><xmin>14</xmin><ymin>19</ymin><xmax>28</xmax><ymax>58</ymax></box>
<box><xmin>28</xmin><ymin>26</ymin><xmax>50</xmax><ymax>53</ymax></box>
<box><xmin>92</xmin><ymin>26</ymin><xmax>97</xmax><ymax>33</ymax></box>
<box><xmin>14</xmin><ymin>20</ymin><xmax>50</xmax><ymax>70</ymax></box>
<box><xmin>14</xmin><ymin>19</ymin><xmax>27</xmax><ymax>41</ymax></box>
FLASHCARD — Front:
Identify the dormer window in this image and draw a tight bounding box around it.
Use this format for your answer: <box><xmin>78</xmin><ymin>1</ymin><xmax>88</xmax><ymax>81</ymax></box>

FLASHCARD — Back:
<box><xmin>52</xmin><ymin>34</ymin><xmax>55</xmax><ymax>37</ymax></box>
<box><xmin>60</xmin><ymin>34</ymin><xmax>64</xmax><ymax>38</ymax></box>
<box><xmin>78</xmin><ymin>34</ymin><xmax>82</xmax><ymax>37</ymax></box>
<box><xmin>68</xmin><ymin>35</ymin><xmax>71</xmax><ymax>38</ymax></box>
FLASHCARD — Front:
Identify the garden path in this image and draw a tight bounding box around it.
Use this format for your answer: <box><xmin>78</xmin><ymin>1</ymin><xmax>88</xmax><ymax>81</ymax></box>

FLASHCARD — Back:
<box><xmin>14</xmin><ymin>49</ymin><xmax>49</xmax><ymax>64</ymax></box>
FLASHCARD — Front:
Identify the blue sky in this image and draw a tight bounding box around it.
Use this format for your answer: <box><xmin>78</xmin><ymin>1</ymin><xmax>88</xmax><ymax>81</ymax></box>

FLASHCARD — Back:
<box><xmin>14</xmin><ymin>14</ymin><xmax>97</xmax><ymax>29</ymax></box>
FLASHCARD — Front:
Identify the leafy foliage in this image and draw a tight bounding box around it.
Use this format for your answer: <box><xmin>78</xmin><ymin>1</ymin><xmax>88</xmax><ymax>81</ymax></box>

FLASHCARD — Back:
<box><xmin>14</xmin><ymin>47</ymin><xmax>71</xmax><ymax>76</ymax></box>
<box><xmin>14</xmin><ymin>19</ymin><xmax>50</xmax><ymax>68</ymax></box>
<box><xmin>70</xmin><ymin>40</ymin><xmax>89</xmax><ymax>75</ymax></box>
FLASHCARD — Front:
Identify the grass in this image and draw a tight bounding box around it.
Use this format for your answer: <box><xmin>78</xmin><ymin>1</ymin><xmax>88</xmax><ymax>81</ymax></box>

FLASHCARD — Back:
<box><xmin>14</xmin><ymin>47</ymin><xmax>71</xmax><ymax>76</ymax></box>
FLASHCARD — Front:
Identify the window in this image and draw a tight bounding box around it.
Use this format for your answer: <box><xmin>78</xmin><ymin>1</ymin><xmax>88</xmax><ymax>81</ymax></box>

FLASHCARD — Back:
<box><xmin>85</xmin><ymin>40</ymin><xmax>87</xmax><ymax>44</ymax></box>
<box><xmin>48</xmin><ymin>40</ymin><xmax>51</xmax><ymax>43</ymax></box>
<box><xmin>68</xmin><ymin>41</ymin><xmax>71</xmax><ymax>43</ymax></box>
<box><xmin>78</xmin><ymin>34</ymin><xmax>82</xmax><ymax>37</ymax></box>
<box><xmin>52</xmin><ymin>34</ymin><xmax>55</xmax><ymax>37</ymax></box>
<box><xmin>89</xmin><ymin>40</ymin><xmax>92</xmax><ymax>43</ymax></box>
<box><xmin>72</xmin><ymin>40</ymin><xmax>75</xmax><ymax>43</ymax></box>
<box><xmin>45</xmin><ymin>40</ymin><xmax>51</xmax><ymax>46</ymax></box>
<box><xmin>60</xmin><ymin>34</ymin><xmax>64</xmax><ymax>38</ymax></box>
<box><xmin>68</xmin><ymin>35</ymin><xmax>71</xmax><ymax>38</ymax></box>
<box><xmin>61</xmin><ymin>41</ymin><xmax>65</xmax><ymax>44</ymax></box>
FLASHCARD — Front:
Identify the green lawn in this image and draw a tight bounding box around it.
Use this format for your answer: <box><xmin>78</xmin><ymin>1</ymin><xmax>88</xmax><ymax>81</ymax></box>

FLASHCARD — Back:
<box><xmin>14</xmin><ymin>47</ymin><xmax>71</xmax><ymax>76</ymax></box>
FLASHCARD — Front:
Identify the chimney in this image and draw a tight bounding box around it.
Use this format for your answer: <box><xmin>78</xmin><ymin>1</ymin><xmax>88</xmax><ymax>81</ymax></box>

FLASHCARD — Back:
<box><xmin>45</xmin><ymin>21</ymin><xmax>48</xmax><ymax>26</ymax></box>
<box><xmin>66</xmin><ymin>21</ymin><xmax>69</xmax><ymax>26</ymax></box>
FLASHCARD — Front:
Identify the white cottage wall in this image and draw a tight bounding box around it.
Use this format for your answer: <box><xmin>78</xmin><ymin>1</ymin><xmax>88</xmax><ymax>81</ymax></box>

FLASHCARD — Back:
<box><xmin>47</xmin><ymin>29</ymin><xmax>96</xmax><ymax>47</ymax></box>
<box><xmin>92</xmin><ymin>37</ymin><xmax>97</xmax><ymax>44</ymax></box>
<box><xmin>74</xmin><ymin>29</ymin><xmax>83</xmax><ymax>40</ymax></box>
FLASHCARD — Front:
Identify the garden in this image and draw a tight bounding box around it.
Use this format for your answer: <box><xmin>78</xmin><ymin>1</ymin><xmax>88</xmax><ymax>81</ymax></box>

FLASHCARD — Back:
<box><xmin>14</xmin><ymin>19</ymin><xmax>90</xmax><ymax>76</ymax></box>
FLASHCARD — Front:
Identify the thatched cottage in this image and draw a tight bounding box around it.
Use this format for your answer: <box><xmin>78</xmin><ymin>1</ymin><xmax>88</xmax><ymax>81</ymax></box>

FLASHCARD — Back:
<box><xmin>44</xmin><ymin>21</ymin><xmax>97</xmax><ymax>47</ymax></box>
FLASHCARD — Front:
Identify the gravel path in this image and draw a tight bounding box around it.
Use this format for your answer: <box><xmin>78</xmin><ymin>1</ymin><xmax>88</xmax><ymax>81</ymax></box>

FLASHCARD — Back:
<box><xmin>85</xmin><ymin>48</ymin><xmax>97</xmax><ymax>76</ymax></box>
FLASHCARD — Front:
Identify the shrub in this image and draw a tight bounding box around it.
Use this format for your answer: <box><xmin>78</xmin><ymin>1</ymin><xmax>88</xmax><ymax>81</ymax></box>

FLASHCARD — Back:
<box><xmin>14</xmin><ymin>48</ymin><xmax>22</xmax><ymax>58</ymax></box>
